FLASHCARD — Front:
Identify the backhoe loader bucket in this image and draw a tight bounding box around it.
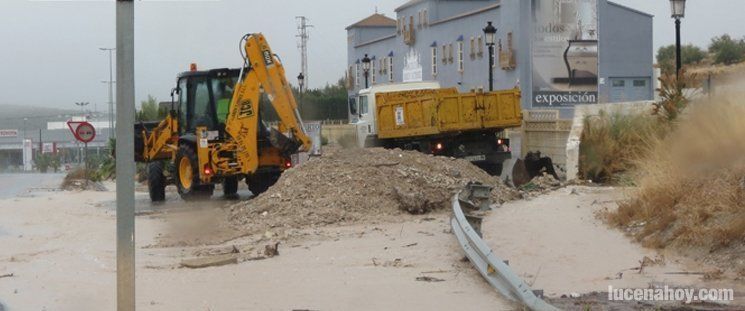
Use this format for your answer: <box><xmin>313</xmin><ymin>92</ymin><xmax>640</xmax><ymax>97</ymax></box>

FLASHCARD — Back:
<box><xmin>511</xmin><ymin>151</ymin><xmax>560</xmax><ymax>188</ymax></box>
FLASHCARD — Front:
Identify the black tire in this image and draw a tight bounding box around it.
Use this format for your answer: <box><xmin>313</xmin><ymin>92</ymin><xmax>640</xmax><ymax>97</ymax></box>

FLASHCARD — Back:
<box><xmin>147</xmin><ymin>162</ymin><xmax>166</xmax><ymax>202</ymax></box>
<box><xmin>223</xmin><ymin>176</ymin><xmax>239</xmax><ymax>197</ymax></box>
<box><xmin>246</xmin><ymin>171</ymin><xmax>281</xmax><ymax>196</ymax></box>
<box><xmin>175</xmin><ymin>144</ymin><xmax>214</xmax><ymax>200</ymax></box>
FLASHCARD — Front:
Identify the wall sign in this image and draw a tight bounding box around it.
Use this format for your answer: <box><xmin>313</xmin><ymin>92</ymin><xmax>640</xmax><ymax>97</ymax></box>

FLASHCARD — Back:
<box><xmin>0</xmin><ymin>129</ymin><xmax>18</xmax><ymax>138</ymax></box>
<box><xmin>532</xmin><ymin>0</ymin><xmax>599</xmax><ymax>107</ymax></box>
<box><xmin>402</xmin><ymin>48</ymin><xmax>423</xmax><ymax>82</ymax></box>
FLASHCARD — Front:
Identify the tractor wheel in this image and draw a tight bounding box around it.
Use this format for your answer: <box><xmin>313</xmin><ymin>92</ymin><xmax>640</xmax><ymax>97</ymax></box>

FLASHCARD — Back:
<box><xmin>175</xmin><ymin>144</ymin><xmax>214</xmax><ymax>200</ymax></box>
<box><xmin>223</xmin><ymin>176</ymin><xmax>239</xmax><ymax>198</ymax></box>
<box><xmin>147</xmin><ymin>161</ymin><xmax>167</xmax><ymax>202</ymax></box>
<box><xmin>246</xmin><ymin>171</ymin><xmax>281</xmax><ymax>196</ymax></box>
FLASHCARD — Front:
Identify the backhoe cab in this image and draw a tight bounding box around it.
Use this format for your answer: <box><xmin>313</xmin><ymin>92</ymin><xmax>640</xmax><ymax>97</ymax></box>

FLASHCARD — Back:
<box><xmin>135</xmin><ymin>33</ymin><xmax>310</xmax><ymax>202</ymax></box>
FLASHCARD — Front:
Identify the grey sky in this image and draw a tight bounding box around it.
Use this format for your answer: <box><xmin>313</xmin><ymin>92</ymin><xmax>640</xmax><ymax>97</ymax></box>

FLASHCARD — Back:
<box><xmin>1</xmin><ymin>0</ymin><xmax>743</xmax><ymax>110</ymax></box>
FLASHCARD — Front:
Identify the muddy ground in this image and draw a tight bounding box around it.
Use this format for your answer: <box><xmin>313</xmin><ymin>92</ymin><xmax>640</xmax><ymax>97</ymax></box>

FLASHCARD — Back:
<box><xmin>0</xmin><ymin>173</ymin><xmax>742</xmax><ymax>310</ymax></box>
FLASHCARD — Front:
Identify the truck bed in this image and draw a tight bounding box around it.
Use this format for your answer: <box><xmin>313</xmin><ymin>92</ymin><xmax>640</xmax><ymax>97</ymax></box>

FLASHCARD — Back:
<box><xmin>375</xmin><ymin>88</ymin><xmax>522</xmax><ymax>139</ymax></box>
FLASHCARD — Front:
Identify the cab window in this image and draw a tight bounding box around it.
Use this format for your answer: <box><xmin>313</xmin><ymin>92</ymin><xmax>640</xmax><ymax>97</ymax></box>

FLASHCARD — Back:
<box><xmin>188</xmin><ymin>77</ymin><xmax>216</xmax><ymax>132</ymax></box>
<box><xmin>177</xmin><ymin>79</ymin><xmax>187</xmax><ymax>134</ymax></box>
<box><xmin>348</xmin><ymin>96</ymin><xmax>358</xmax><ymax>115</ymax></box>
<box><xmin>212</xmin><ymin>77</ymin><xmax>236</xmax><ymax>125</ymax></box>
<box><xmin>359</xmin><ymin>96</ymin><xmax>369</xmax><ymax>115</ymax></box>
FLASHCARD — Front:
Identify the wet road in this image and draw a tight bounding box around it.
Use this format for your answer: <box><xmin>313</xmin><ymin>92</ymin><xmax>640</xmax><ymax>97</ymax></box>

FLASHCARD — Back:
<box><xmin>0</xmin><ymin>173</ymin><xmax>64</xmax><ymax>200</ymax></box>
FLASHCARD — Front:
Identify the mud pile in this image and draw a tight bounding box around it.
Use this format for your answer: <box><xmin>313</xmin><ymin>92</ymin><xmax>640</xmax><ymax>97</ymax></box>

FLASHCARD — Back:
<box><xmin>228</xmin><ymin>147</ymin><xmax>518</xmax><ymax>234</ymax></box>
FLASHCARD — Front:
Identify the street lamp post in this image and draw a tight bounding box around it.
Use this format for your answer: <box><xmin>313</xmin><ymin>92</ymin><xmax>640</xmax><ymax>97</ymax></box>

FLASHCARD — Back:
<box><xmin>670</xmin><ymin>0</ymin><xmax>686</xmax><ymax>77</ymax></box>
<box><xmin>75</xmin><ymin>102</ymin><xmax>90</xmax><ymax>118</ymax></box>
<box><xmin>100</xmin><ymin>47</ymin><xmax>116</xmax><ymax>139</ymax></box>
<box><xmin>362</xmin><ymin>54</ymin><xmax>371</xmax><ymax>89</ymax></box>
<box><xmin>297</xmin><ymin>72</ymin><xmax>305</xmax><ymax>117</ymax></box>
<box><xmin>483</xmin><ymin>22</ymin><xmax>497</xmax><ymax>91</ymax></box>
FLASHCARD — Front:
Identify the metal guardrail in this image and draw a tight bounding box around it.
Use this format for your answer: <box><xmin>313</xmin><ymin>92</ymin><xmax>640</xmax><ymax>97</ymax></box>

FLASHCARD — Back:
<box><xmin>451</xmin><ymin>184</ymin><xmax>559</xmax><ymax>311</ymax></box>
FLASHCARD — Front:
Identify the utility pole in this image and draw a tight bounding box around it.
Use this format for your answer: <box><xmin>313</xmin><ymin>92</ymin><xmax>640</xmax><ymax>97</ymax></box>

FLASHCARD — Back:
<box><xmin>100</xmin><ymin>47</ymin><xmax>116</xmax><ymax>140</ymax></box>
<box><xmin>296</xmin><ymin>16</ymin><xmax>313</xmax><ymax>91</ymax></box>
<box><xmin>116</xmin><ymin>0</ymin><xmax>135</xmax><ymax>310</ymax></box>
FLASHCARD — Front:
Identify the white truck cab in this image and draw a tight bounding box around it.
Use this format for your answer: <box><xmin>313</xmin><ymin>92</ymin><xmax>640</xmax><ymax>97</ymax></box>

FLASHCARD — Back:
<box><xmin>349</xmin><ymin>81</ymin><xmax>441</xmax><ymax>148</ymax></box>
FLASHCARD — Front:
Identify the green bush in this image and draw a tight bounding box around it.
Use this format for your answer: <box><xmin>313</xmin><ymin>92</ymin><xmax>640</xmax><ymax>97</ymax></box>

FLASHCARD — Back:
<box><xmin>579</xmin><ymin>110</ymin><xmax>667</xmax><ymax>183</ymax></box>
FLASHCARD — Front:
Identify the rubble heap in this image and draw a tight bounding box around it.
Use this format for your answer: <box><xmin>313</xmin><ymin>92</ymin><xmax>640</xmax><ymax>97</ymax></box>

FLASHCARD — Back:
<box><xmin>228</xmin><ymin>147</ymin><xmax>518</xmax><ymax>233</ymax></box>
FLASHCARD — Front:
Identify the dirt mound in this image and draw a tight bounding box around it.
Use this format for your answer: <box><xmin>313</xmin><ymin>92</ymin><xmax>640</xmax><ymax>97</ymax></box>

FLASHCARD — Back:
<box><xmin>228</xmin><ymin>147</ymin><xmax>518</xmax><ymax>235</ymax></box>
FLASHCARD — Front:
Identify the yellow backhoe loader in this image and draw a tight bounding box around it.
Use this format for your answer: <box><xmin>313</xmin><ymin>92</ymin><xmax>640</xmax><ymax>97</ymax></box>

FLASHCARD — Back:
<box><xmin>134</xmin><ymin>33</ymin><xmax>311</xmax><ymax>201</ymax></box>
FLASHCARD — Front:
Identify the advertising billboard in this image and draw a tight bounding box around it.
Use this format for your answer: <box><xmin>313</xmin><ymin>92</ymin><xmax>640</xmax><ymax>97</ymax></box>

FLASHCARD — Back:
<box><xmin>532</xmin><ymin>0</ymin><xmax>598</xmax><ymax>107</ymax></box>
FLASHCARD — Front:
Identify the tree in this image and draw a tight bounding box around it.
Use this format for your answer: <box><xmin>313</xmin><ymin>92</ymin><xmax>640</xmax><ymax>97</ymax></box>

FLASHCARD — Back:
<box><xmin>136</xmin><ymin>95</ymin><xmax>166</xmax><ymax>122</ymax></box>
<box><xmin>709</xmin><ymin>34</ymin><xmax>745</xmax><ymax>65</ymax></box>
<box><xmin>656</xmin><ymin>44</ymin><xmax>706</xmax><ymax>74</ymax></box>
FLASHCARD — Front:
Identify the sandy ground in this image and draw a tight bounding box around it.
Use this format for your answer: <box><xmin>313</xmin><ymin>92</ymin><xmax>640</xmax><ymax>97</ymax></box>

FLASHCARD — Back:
<box><xmin>0</xmin><ymin>176</ymin><xmax>515</xmax><ymax>311</ymax></box>
<box><xmin>1</xmin><ymin>175</ymin><xmax>742</xmax><ymax>310</ymax></box>
<box><xmin>483</xmin><ymin>186</ymin><xmax>745</xmax><ymax>306</ymax></box>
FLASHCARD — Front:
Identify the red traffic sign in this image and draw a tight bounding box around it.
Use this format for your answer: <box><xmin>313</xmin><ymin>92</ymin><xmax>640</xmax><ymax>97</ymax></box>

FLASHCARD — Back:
<box><xmin>67</xmin><ymin>121</ymin><xmax>97</xmax><ymax>143</ymax></box>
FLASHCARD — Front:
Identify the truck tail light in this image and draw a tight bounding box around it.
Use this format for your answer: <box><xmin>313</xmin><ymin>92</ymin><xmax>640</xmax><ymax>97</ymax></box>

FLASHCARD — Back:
<box><xmin>435</xmin><ymin>143</ymin><xmax>444</xmax><ymax>151</ymax></box>
<box><xmin>203</xmin><ymin>165</ymin><xmax>213</xmax><ymax>176</ymax></box>
<box><xmin>284</xmin><ymin>159</ymin><xmax>293</xmax><ymax>169</ymax></box>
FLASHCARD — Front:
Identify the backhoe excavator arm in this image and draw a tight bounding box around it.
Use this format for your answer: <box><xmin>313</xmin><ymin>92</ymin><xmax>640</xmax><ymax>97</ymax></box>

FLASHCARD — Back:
<box><xmin>224</xmin><ymin>33</ymin><xmax>312</xmax><ymax>174</ymax></box>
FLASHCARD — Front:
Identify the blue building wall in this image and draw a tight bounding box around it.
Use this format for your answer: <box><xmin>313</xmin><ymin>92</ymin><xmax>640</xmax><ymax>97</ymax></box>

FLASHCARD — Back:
<box><xmin>347</xmin><ymin>0</ymin><xmax>653</xmax><ymax>119</ymax></box>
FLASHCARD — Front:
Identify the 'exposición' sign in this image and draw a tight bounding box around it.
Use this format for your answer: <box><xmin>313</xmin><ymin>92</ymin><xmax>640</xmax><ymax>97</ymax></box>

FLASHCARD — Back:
<box><xmin>533</xmin><ymin>91</ymin><xmax>598</xmax><ymax>107</ymax></box>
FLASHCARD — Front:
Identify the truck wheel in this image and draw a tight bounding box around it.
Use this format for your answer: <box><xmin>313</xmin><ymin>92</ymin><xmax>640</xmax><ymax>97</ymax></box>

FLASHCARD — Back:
<box><xmin>147</xmin><ymin>162</ymin><xmax>166</xmax><ymax>202</ymax></box>
<box><xmin>175</xmin><ymin>144</ymin><xmax>213</xmax><ymax>200</ymax></box>
<box><xmin>223</xmin><ymin>176</ymin><xmax>239</xmax><ymax>198</ymax></box>
<box><xmin>246</xmin><ymin>172</ymin><xmax>280</xmax><ymax>196</ymax></box>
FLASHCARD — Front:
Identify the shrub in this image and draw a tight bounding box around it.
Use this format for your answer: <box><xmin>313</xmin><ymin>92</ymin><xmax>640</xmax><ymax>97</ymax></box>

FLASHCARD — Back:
<box><xmin>609</xmin><ymin>99</ymin><xmax>745</xmax><ymax>254</ymax></box>
<box><xmin>579</xmin><ymin>110</ymin><xmax>667</xmax><ymax>183</ymax></box>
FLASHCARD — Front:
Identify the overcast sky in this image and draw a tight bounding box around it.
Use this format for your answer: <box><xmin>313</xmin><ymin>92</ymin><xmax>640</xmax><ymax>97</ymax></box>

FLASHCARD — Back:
<box><xmin>1</xmin><ymin>0</ymin><xmax>743</xmax><ymax>110</ymax></box>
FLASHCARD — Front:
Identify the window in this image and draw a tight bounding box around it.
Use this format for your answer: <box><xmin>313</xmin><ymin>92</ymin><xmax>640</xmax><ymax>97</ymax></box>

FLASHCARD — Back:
<box><xmin>418</xmin><ymin>11</ymin><xmax>422</xmax><ymax>28</ymax></box>
<box><xmin>371</xmin><ymin>60</ymin><xmax>376</xmax><ymax>84</ymax></box>
<box><xmin>379</xmin><ymin>58</ymin><xmax>385</xmax><ymax>74</ymax></box>
<box><xmin>457</xmin><ymin>41</ymin><xmax>464</xmax><ymax>72</ymax></box>
<box><xmin>212</xmin><ymin>76</ymin><xmax>238</xmax><ymax>124</ymax></box>
<box><xmin>431</xmin><ymin>47</ymin><xmax>438</xmax><ymax>76</ymax></box>
<box><xmin>189</xmin><ymin>78</ymin><xmax>214</xmax><ymax>131</ymax></box>
<box><xmin>177</xmin><ymin>78</ymin><xmax>188</xmax><ymax>134</ymax></box>
<box><xmin>355</xmin><ymin>63</ymin><xmax>360</xmax><ymax>87</ymax></box>
<box><xmin>633</xmin><ymin>80</ymin><xmax>646</xmax><ymax>87</ymax></box>
<box><xmin>388</xmin><ymin>57</ymin><xmax>394</xmax><ymax>82</ymax></box>
<box><xmin>442</xmin><ymin>45</ymin><xmax>447</xmax><ymax>64</ymax></box>
<box><xmin>423</xmin><ymin>9</ymin><xmax>428</xmax><ymax>26</ymax></box>
<box><xmin>348</xmin><ymin>96</ymin><xmax>358</xmax><ymax>115</ymax></box>
<box><xmin>448</xmin><ymin>43</ymin><xmax>454</xmax><ymax>63</ymax></box>
<box><xmin>470</xmin><ymin>37</ymin><xmax>476</xmax><ymax>59</ymax></box>
<box><xmin>612</xmin><ymin>80</ymin><xmax>626</xmax><ymax>87</ymax></box>
<box><xmin>477</xmin><ymin>36</ymin><xmax>484</xmax><ymax>57</ymax></box>
<box><xmin>359</xmin><ymin>95</ymin><xmax>369</xmax><ymax>115</ymax></box>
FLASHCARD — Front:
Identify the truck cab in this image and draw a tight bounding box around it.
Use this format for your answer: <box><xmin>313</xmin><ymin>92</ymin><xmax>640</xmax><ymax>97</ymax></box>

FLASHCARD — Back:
<box><xmin>349</xmin><ymin>81</ymin><xmax>441</xmax><ymax>148</ymax></box>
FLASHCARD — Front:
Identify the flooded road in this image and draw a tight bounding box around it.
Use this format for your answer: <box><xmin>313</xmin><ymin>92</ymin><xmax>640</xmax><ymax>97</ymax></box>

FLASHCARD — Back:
<box><xmin>0</xmin><ymin>173</ymin><xmax>64</xmax><ymax>200</ymax></box>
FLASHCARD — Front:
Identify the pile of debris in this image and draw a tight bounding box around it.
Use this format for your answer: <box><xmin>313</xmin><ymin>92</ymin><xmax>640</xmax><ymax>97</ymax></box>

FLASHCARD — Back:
<box><xmin>518</xmin><ymin>173</ymin><xmax>563</xmax><ymax>196</ymax></box>
<box><xmin>228</xmin><ymin>147</ymin><xmax>518</xmax><ymax>234</ymax></box>
<box><xmin>61</xmin><ymin>168</ymin><xmax>107</xmax><ymax>192</ymax></box>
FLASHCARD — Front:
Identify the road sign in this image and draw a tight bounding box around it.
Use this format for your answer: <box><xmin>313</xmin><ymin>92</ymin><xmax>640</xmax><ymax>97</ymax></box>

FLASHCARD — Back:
<box><xmin>67</xmin><ymin>121</ymin><xmax>97</xmax><ymax>143</ymax></box>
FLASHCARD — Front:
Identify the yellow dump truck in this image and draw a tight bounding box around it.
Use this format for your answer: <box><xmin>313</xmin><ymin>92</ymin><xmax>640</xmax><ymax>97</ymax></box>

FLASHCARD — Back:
<box><xmin>351</xmin><ymin>82</ymin><xmax>522</xmax><ymax>175</ymax></box>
